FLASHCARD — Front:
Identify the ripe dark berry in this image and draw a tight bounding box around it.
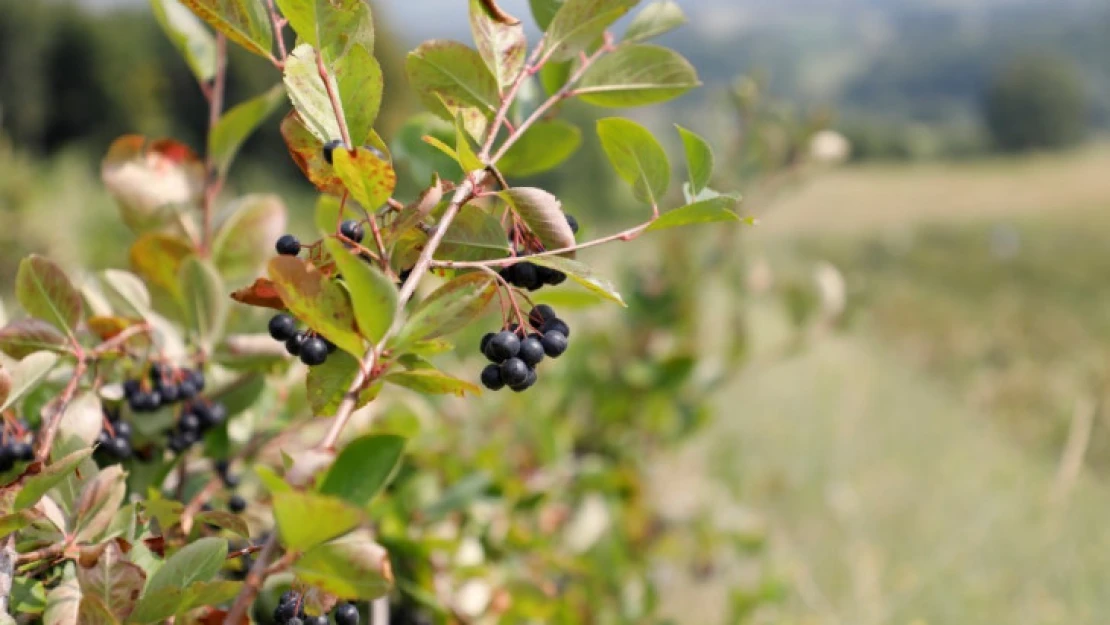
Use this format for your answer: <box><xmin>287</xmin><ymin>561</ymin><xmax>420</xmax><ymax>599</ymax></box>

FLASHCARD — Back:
<box><xmin>274</xmin><ymin>600</ymin><xmax>299</xmax><ymax>623</ymax></box>
<box><xmin>322</xmin><ymin>337</ymin><xmax>337</xmax><ymax>353</ymax></box>
<box><xmin>159</xmin><ymin>383</ymin><xmax>180</xmax><ymax>403</ymax></box>
<box><xmin>510</xmin><ymin>262</ymin><xmax>541</xmax><ymax>290</ymax></box>
<box><xmin>528</xmin><ymin>305</ymin><xmax>556</xmax><ymax>328</ymax></box>
<box><xmin>179</xmin><ymin>412</ymin><xmax>201</xmax><ymax>434</ymax></box>
<box><xmin>287</xmin><ymin>618</ymin><xmax>304</xmax><ymax>625</ymax></box>
<box><xmin>188</xmin><ymin>369</ymin><xmax>206</xmax><ymax>391</ymax></box>
<box><xmin>269</xmin><ymin>314</ymin><xmax>297</xmax><ymax>341</ymax></box>
<box><xmin>511</xmin><ymin>367</ymin><xmax>537</xmax><ymax>392</ymax></box>
<box><xmin>322</xmin><ymin>139</ymin><xmax>343</xmax><ymax>165</ymax></box>
<box><xmin>484</xmin><ymin>331</ymin><xmax>520</xmax><ymax>363</ymax></box>
<box><xmin>178</xmin><ymin>379</ymin><xmax>198</xmax><ymax>400</ymax></box>
<box><xmin>518</xmin><ymin>336</ymin><xmax>545</xmax><ymax>367</ymax></box>
<box><xmin>279</xmin><ymin>590</ymin><xmax>297</xmax><ymax>606</ymax></box>
<box><xmin>275</xmin><ymin>234</ymin><xmax>301</xmax><ymax>256</ymax></box>
<box><xmin>228</xmin><ymin>494</ymin><xmax>247</xmax><ymax>514</ymax></box>
<box><xmin>305</xmin><ymin>616</ymin><xmax>329</xmax><ymax>625</ymax></box>
<box><xmin>123</xmin><ymin>379</ymin><xmax>140</xmax><ymax>398</ymax></box>
<box><xmin>339</xmin><ymin>219</ymin><xmax>365</xmax><ymax>243</ymax></box>
<box><xmin>541</xmin><ymin>330</ymin><xmax>568</xmax><ymax>357</ymax></box>
<box><xmin>113</xmin><ymin>421</ymin><xmax>132</xmax><ymax>439</ymax></box>
<box><xmin>500</xmin><ymin>358</ymin><xmax>530</xmax><ymax>387</ymax></box>
<box><xmin>0</xmin><ymin>447</ymin><xmax>13</xmax><ymax>472</ymax></box>
<box><xmin>480</xmin><ymin>364</ymin><xmax>504</xmax><ymax>391</ymax></box>
<box><xmin>535</xmin><ymin>265</ymin><xmax>559</xmax><ymax>285</ymax></box>
<box><xmin>223</xmin><ymin>472</ymin><xmax>242</xmax><ymax>489</ymax></box>
<box><xmin>285</xmin><ymin>332</ymin><xmax>307</xmax><ymax>356</ymax></box>
<box><xmin>97</xmin><ymin>430</ymin><xmax>112</xmax><ymax>446</ymax></box>
<box><xmin>565</xmin><ymin>213</ymin><xmax>579</xmax><ymax>235</ymax></box>
<box><xmin>480</xmin><ymin>332</ymin><xmax>495</xmax><ymax>354</ymax></box>
<box><xmin>195</xmin><ymin>402</ymin><xmax>227</xmax><ymax>428</ymax></box>
<box><xmin>10</xmin><ymin>442</ymin><xmax>33</xmax><ymax>462</ymax></box>
<box><xmin>215</xmin><ymin>459</ymin><xmax>230</xmax><ymax>475</ymax></box>
<box><xmin>106</xmin><ymin>437</ymin><xmax>131</xmax><ymax>459</ymax></box>
<box><xmin>543</xmin><ymin>318</ymin><xmax>571</xmax><ymax>339</ymax></box>
<box><xmin>334</xmin><ymin>603</ymin><xmax>360</xmax><ymax>625</ymax></box>
<box><xmin>547</xmin><ymin>270</ymin><xmax>568</xmax><ymax>285</ymax></box>
<box><xmin>300</xmin><ymin>337</ymin><xmax>329</xmax><ymax>366</ymax></box>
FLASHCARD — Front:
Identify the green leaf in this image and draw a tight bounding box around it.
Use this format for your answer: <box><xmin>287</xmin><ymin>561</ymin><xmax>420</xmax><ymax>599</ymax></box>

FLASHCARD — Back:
<box><xmin>623</xmin><ymin>0</ymin><xmax>686</xmax><ymax>42</ymax></box>
<box><xmin>209</xmin><ymin>84</ymin><xmax>285</xmax><ymax>177</ymax></box>
<box><xmin>335</xmin><ymin>44</ymin><xmax>384</xmax><ymax>147</ymax></box>
<box><xmin>11</xmin><ymin>577</ymin><xmax>46</xmax><ymax>615</ymax></box>
<box><xmin>332</xmin><ymin>146</ymin><xmax>397</xmax><ymax>213</ymax></box>
<box><xmin>423</xmin><ymin>472</ymin><xmax>492</xmax><ymax>521</ymax></box>
<box><xmin>497</xmin><ymin>188</ymin><xmax>577</xmax><ymax>255</ymax></box>
<box><xmin>391</xmin><ymin>114</ymin><xmax>464</xmax><ymax>185</ymax></box>
<box><xmin>179</xmin><ymin>0</ymin><xmax>273</xmax><ymax>58</ymax></box>
<box><xmin>129</xmin><ymin>580</ymin><xmax>242</xmax><ymax>624</ymax></box>
<box><xmin>497</xmin><ymin>120</ymin><xmax>582</xmax><ymax>177</ymax></box>
<box><xmin>194</xmin><ymin>509</ymin><xmax>250</xmax><ymax>537</ymax></box>
<box><xmin>395</xmin><ymin>273</ymin><xmax>498</xmax><ymax>345</ymax></box>
<box><xmin>387</xmin><ymin>176</ymin><xmax>444</xmax><ymax>243</ymax></box>
<box><xmin>293</xmin><ymin>530</ymin><xmax>392</xmax><ymax>600</ymax></box>
<box><xmin>596</xmin><ymin>117</ymin><xmax>669</xmax><ymax>206</ymax></box>
<box><xmin>405</xmin><ymin>40</ymin><xmax>500</xmax><ymax>139</ymax></box>
<box><xmin>544</xmin><ymin>0</ymin><xmax>637</xmax><ymax>61</ymax></box>
<box><xmin>267</xmin><ymin>256</ymin><xmax>364</xmax><ymax>356</ymax></box>
<box><xmin>385</xmin><ymin>368</ymin><xmax>481</xmax><ymax>396</ymax></box>
<box><xmin>150</xmin><ymin>0</ymin><xmax>217</xmax><ymax>82</ymax></box>
<box><xmin>539</xmin><ymin>59</ymin><xmax>572</xmax><ymax>95</ymax></box>
<box><xmin>144</xmin><ymin>537</ymin><xmax>227</xmax><ymax>596</ymax></box>
<box><xmin>435</xmin><ymin>205</ymin><xmax>511</xmax><ymax>262</ymax></box>
<box><xmin>529</xmin><ymin>0</ymin><xmax>564</xmax><ymax>30</ymax></box>
<box><xmin>212</xmin><ymin>193</ymin><xmax>288</xmax><ymax>280</ymax></box>
<box><xmin>676</xmin><ymin>124</ymin><xmax>713</xmax><ymax>195</ymax></box>
<box><xmin>1</xmin><ymin>351</ymin><xmax>59</xmax><ymax>414</ymax></box>
<box><xmin>470</xmin><ymin>0</ymin><xmax>527</xmax><ymax>91</ymax></box>
<box><xmin>101</xmin><ymin>270</ymin><xmax>153</xmax><ymax>316</ymax></box>
<box><xmin>16</xmin><ymin>255</ymin><xmax>82</xmax><ymax>335</ymax></box>
<box><xmin>75</xmin><ymin>542</ymin><xmax>145</xmax><ymax>623</ymax></box>
<box><xmin>73</xmin><ymin>466</ymin><xmax>127</xmax><ymax>543</ymax></box>
<box><xmin>323</xmin><ymin>239</ymin><xmax>397</xmax><ymax>343</ymax></box>
<box><xmin>576</xmin><ymin>44</ymin><xmax>699</xmax><ymax>107</ymax></box>
<box><xmin>273</xmin><ymin>490</ymin><xmax>363</xmax><ymax>551</ymax></box>
<box><xmin>453</xmin><ymin>116</ymin><xmax>485</xmax><ymax>172</ymax></box>
<box><xmin>0</xmin><ymin>319</ymin><xmax>68</xmax><ymax>360</ymax></box>
<box><xmin>284</xmin><ymin>44</ymin><xmax>344</xmax><ymax>143</ymax></box>
<box><xmin>318</xmin><ymin>434</ymin><xmax>405</xmax><ymax>508</ymax></box>
<box><xmin>44</xmin><ymin>564</ymin><xmax>81</xmax><ymax>625</ymax></box>
<box><xmin>273</xmin><ymin>0</ymin><xmax>374</xmax><ymax>63</ymax></box>
<box><xmin>178</xmin><ymin>256</ymin><xmax>227</xmax><ymax>351</ymax></box>
<box><xmin>305</xmin><ymin>351</ymin><xmax>378</xmax><ymax>415</ymax></box>
<box><xmin>646</xmin><ymin>196</ymin><xmax>741</xmax><ymax>232</ymax></box>
<box><xmin>14</xmin><ymin>446</ymin><xmax>93</xmax><ymax>511</ymax></box>
<box><xmin>527</xmin><ymin>256</ymin><xmax>626</xmax><ymax>306</ymax></box>
<box><xmin>59</xmin><ymin>392</ymin><xmax>105</xmax><ymax>452</ymax></box>
<box><xmin>129</xmin><ymin>233</ymin><xmax>194</xmax><ymax>300</ymax></box>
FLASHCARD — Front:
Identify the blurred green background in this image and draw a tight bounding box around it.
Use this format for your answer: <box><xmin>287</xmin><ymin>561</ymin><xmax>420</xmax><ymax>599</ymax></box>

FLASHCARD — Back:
<box><xmin>3</xmin><ymin>0</ymin><xmax>1110</xmax><ymax>622</ymax></box>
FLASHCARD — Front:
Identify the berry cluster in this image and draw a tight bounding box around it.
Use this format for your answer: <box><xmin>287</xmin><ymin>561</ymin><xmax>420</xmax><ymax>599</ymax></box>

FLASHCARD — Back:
<box><xmin>267</xmin><ymin>313</ymin><xmax>337</xmax><ymax>367</ymax></box>
<box><xmin>215</xmin><ymin>459</ymin><xmax>246</xmax><ymax>513</ymax></box>
<box><xmin>273</xmin><ymin>590</ymin><xmax>359</xmax><ymax>625</ymax></box>
<box><xmin>96</xmin><ymin>408</ymin><xmax>133</xmax><ymax>461</ymax></box>
<box><xmin>499</xmin><ymin>215</ymin><xmax>579</xmax><ymax>291</ymax></box>
<box><xmin>0</xmin><ymin>424</ymin><xmax>35</xmax><ymax>472</ymax></box>
<box><xmin>124</xmin><ymin>363</ymin><xmax>205</xmax><ymax>413</ymax></box>
<box><xmin>480</xmin><ymin>305</ymin><xmax>570</xmax><ymax>393</ymax></box>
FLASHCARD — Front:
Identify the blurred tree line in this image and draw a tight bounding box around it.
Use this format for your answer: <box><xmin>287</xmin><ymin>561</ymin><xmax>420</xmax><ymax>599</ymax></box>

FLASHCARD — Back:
<box><xmin>0</xmin><ymin>0</ymin><xmax>411</xmax><ymax>170</ymax></box>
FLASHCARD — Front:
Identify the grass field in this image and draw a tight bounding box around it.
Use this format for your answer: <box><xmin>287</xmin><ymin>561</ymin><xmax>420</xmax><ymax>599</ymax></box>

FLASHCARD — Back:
<box><xmin>659</xmin><ymin>145</ymin><xmax>1110</xmax><ymax>624</ymax></box>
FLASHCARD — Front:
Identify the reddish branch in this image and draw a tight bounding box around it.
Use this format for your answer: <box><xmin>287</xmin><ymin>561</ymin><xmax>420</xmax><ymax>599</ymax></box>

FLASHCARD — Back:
<box><xmin>201</xmin><ymin>34</ymin><xmax>228</xmax><ymax>254</ymax></box>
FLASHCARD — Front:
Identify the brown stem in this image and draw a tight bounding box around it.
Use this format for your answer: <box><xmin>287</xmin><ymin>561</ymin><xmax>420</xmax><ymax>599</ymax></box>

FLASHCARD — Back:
<box><xmin>266</xmin><ymin>0</ymin><xmax>288</xmax><ymax>61</ymax></box>
<box><xmin>317</xmin><ymin>51</ymin><xmax>352</xmax><ymax>147</ymax></box>
<box><xmin>431</xmin><ymin>220</ymin><xmax>654</xmax><ymax>270</ymax></box>
<box><xmin>223</xmin><ymin>533</ymin><xmax>279</xmax><ymax>624</ymax></box>
<box><xmin>201</xmin><ymin>34</ymin><xmax>228</xmax><ymax>254</ymax></box>
<box><xmin>14</xmin><ymin>543</ymin><xmax>66</xmax><ymax>566</ymax></box>
<box><xmin>479</xmin><ymin>39</ymin><xmax>547</xmax><ymax>161</ymax></box>
<box><xmin>34</xmin><ymin>359</ymin><xmax>87</xmax><ymax>463</ymax></box>
<box><xmin>90</xmin><ymin>323</ymin><xmax>153</xmax><ymax>358</ymax></box>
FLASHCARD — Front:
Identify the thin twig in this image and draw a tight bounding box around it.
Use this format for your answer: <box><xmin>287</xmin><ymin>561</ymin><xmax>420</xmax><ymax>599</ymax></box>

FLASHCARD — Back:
<box><xmin>317</xmin><ymin>52</ymin><xmax>352</xmax><ymax>147</ymax></box>
<box><xmin>224</xmin><ymin>533</ymin><xmax>279</xmax><ymax>623</ymax></box>
<box><xmin>14</xmin><ymin>543</ymin><xmax>66</xmax><ymax>566</ymax></box>
<box><xmin>34</xmin><ymin>360</ymin><xmax>87</xmax><ymax>463</ymax></box>
<box><xmin>431</xmin><ymin>220</ymin><xmax>654</xmax><ymax>270</ymax></box>
<box><xmin>479</xmin><ymin>40</ymin><xmax>547</xmax><ymax>161</ymax></box>
<box><xmin>266</xmin><ymin>0</ymin><xmax>288</xmax><ymax>61</ymax></box>
<box><xmin>201</xmin><ymin>34</ymin><xmax>228</xmax><ymax>254</ymax></box>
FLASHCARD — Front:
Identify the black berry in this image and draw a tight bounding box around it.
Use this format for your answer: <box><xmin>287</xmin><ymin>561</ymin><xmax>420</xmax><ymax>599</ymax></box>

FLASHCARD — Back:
<box><xmin>274</xmin><ymin>600</ymin><xmax>299</xmax><ymax>623</ymax></box>
<box><xmin>275</xmin><ymin>234</ymin><xmax>301</xmax><ymax>256</ymax></box>
<box><xmin>188</xmin><ymin>369</ymin><xmax>206</xmax><ymax>391</ymax></box>
<box><xmin>480</xmin><ymin>364</ymin><xmax>504</xmax><ymax>391</ymax></box>
<box><xmin>305</xmin><ymin>616</ymin><xmax>328</xmax><ymax>625</ymax></box>
<box><xmin>123</xmin><ymin>379</ymin><xmax>140</xmax><ymax>398</ymax></box>
<box><xmin>543</xmin><ymin>318</ymin><xmax>571</xmax><ymax>339</ymax></box>
<box><xmin>484</xmin><ymin>331</ymin><xmax>520</xmax><ymax>363</ymax></box>
<box><xmin>334</xmin><ymin>603</ymin><xmax>360</xmax><ymax>625</ymax></box>
<box><xmin>159</xmin><ymin>382</ymin><xmax>180</xmax><ymax>403</ymax></box>
<box><xmin>518</xmin><ymin>336</ymin><xmax>545</xmax><ymax>367</ymax></box>
<box><xmin>285</xmin><ymin>332</ymin><xmax>306</xmax><ymax>356</ymax></box>
<box><xmin>480</xmin><ymin>332</ymin><xmax>495</xmax><ymax>354</ymax></box>
<box><xmin>500</xmin><ymin>358</ymin><xmax>530</xmax><ymax>387</ymax></box>
<box><xmin>509</xmin><ymin>262</ymin><xmax>540</xmax><ymax>290</ymax></box>
<box><xmin>10</xmin><ymin>442</ymin><xmax>33</xmax><ymax>462</ymax></box>
<box><xmin>106</xmin><ymin>437</ymin><xmax>131</xmax><ymax>459</ymax></box>
<box><xmin>223</xmin><ymin>472</ymin><xmax>242</xmax><ymax>489</ymax></box>
<box><xmin>322</xmin><ymin>139</ymin><xmax>343</xmax><ymax>165</ymax></box>
<box><xmin>339</xmin><ymin>219</ymin><xmax>365</xmax><ymax>243</ymax></box>
<box><xmin>541</xmin><ymin>330</ymin><xmax>568</xmax><ymax>357</ymax></box>
<box><xmin>269</xmin><ymin>314</ymin><xmax>297</xmax><ymax>341</ymax></box>
<box><xmin>228</xmin><ymin>494</ymin><xmax>247</xmax><ymax>514</ymax></box>
<box><xmin>547</xmin><ymin>270</ymin><xmax>568</xmax><ymax>285</ymax></box>
<box><xmin>178</xmin><ymin>379</ymin><xmax>198</xmax><ymax>400</ymax></box>
<box><xmin>178</xmin><ymin>412</ymin><xmax>201</xmax><ymax>434</ymax></box>
<box><xmin>0</xmin><ymin>447</ymin><xmax>13</xmax><ymax>472</ymax></box>
<box><xmin>528</xmin><ymin>305</ymin><xmax>556</xmax><ymax>328</ymax></box>
<box><xmin>565</xmin><ymin>213</ymin><xmax>579</xmax><ymax>235</ymax></box>
<box><xmin>511</xmin><ymin>367</ymin><xmax>537</xmax><ymax>392</ymax></box>
<box><xmin>113</xmin><ymin>421</ymin><xmax>132</xmax><ymax>439</ymax></box>
<box><xmin>300</xmin><ymin>337</ymin><xmax>329</xmax><ymax>366</ymax></box>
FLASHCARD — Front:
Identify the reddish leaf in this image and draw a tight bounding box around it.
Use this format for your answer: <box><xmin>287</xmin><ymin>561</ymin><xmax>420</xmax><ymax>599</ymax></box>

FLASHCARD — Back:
<box><xmin>0</xmin><ymin>319</ymin><xmax>68</xmax><ymax>359</ymax></box>
<box><xmin>281</xmin><ymin>111</ymin><xmax>345</xmax><ymax>195</ymax></box>
<box><xmin>101</xmin><ymin>135</ymin><xmax>205</xmax><ymax>233</ymax></box>
<box><xmin>75</xmin><ymin>541</ymin><xmax>145</xmax><ymax>622</ymax></box>
<box><xmin>86</xmin><ymin>316</ymin><xmax>144</xmax><ymax>342</ymax></box>
<box><xmin>230</xmin><ymin>278</ymin><xmax>287</xmax><ymax>311</ymax></box>
<box><xmin>267</xmin><ymin>256</ymin><xmax>364</xmax><ymax>356</ymax></box>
